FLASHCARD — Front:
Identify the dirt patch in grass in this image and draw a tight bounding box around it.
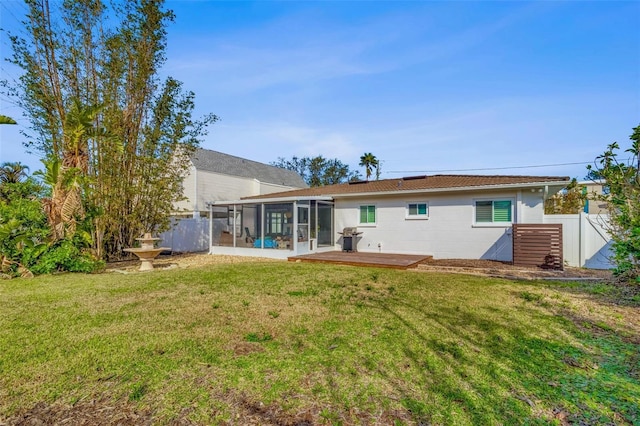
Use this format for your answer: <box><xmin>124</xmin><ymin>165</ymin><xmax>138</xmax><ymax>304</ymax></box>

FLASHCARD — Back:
<box><xmin>106</xmin><ymin>252</ymin><xmax>283</xmax><ymax>273</ymax></box>
<box><xmin>417</xmin><ymin>258</ymin><xmax>613</xmax><ymax>280</ymax></box>
<box><xmin>230</xmin><ymin>341</ymin><xmax>265</xmax><ymax>357</ymax></box>
<box><xmin>109</xmin><ymin>252</ymin><xmax>612</xmax><ymax>281</ymax></box>
<box><xmin>3</xmin><ymin>399</ymin><xmax>155</xmax><ymax>426</ymax></box>
<box><xmin>5</xmin><ymin>393</ymin><xmax>411</xmax><ymax>425</ymax></box>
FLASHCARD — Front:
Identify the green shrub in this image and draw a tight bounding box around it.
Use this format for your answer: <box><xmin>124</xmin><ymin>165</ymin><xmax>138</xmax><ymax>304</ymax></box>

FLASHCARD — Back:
<box><xmin>0</xmin><ymin>179</ymin><xmax>103</xmax><ymax>277</ymax></box>
<box><xmin>30</xmin><ymin>239</ymin><xmax>103</xmax><ymax>274</ymax></box>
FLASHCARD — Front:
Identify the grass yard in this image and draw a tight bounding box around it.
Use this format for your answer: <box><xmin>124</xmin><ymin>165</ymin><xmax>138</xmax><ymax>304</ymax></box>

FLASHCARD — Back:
<box><xmin>0</xmin><ymin>261</ymin><xmax>638</xmax><ymax>425</ymax></box>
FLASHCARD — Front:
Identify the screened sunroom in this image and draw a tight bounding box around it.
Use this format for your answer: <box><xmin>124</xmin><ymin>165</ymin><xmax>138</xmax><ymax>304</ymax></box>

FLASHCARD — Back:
<box><xmin>208</xmin><ymin>196</ymin><xmax>335</xmax><ymax>259</ymax></box>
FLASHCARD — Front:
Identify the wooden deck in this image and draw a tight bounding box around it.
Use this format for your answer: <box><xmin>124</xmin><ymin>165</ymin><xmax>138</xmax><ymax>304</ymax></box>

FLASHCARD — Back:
<box><xmin>288</xmin><ymin>251</ymin><xmax>432</xmax><ymax>270</ymax></box>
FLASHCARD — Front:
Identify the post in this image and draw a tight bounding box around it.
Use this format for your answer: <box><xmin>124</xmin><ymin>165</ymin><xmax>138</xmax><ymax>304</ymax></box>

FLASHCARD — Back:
<box><xmin>232</xmin><ymin>205</ymin><xmax>237</xmax><ymax>248</ymax></box>
<box><xmin>208</xmin><ymin>203</ymin><xmax>213</xmax><ymax>254</ymax></box>
<box><xmin>579</xmin><ymin>212</ymin><xmax>586</xmax><ymax>267</ymax></box>
<box><xmin>293</xmin><ymin>201</ymin><xmax>298</xmax><ymax>253</ymax></box>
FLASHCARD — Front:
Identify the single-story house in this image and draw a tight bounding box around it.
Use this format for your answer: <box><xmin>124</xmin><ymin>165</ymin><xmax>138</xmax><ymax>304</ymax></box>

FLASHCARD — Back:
<box><xmin>173</xmin><ymin>148</ymin><xmax>308</xmax><ymax>218</ymax></box>
<box><xmin>207</xmin><ymin>174</ymin><xmax>570</xmax><ymax>261</ymax></box>
<box><xmin>580</xmin><ymin>180</ymin><xmax>609</xmax><ymax>215</ymax></box>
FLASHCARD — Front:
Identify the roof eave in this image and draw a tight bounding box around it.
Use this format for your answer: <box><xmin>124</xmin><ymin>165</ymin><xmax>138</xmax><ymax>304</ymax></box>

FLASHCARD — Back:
<box><xmin>210</xmin><ymin>195</ymin><xmax>334</xmax><ymax>205</ymax></box>
<box><xmin>330</xmin><ymin>180</ymin><xmax>570</xmax><ymax>199</ymax></box>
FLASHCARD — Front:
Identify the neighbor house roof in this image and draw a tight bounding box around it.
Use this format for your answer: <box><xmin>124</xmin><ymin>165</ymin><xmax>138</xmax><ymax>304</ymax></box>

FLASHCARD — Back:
<box><xmin>242</xmin><ymin>174</ymin><xmax>570</xmax><ymax>200</ymax></box>
<box><xmin>190</xmin><ymin>148</ymin><xmax>307</xmax><ymax>188</ymax></box>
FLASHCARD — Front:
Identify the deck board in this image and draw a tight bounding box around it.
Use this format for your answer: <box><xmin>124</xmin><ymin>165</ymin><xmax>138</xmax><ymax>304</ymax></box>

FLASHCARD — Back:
<box><xmin>288</xmin><ymin>251</ymin><xmax>432</xmax><ymax>269</ymax></box>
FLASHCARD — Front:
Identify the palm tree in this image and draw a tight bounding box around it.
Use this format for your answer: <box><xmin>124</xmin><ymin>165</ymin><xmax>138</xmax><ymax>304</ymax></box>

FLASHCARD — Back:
<box><xmin>0</xmin><ymin>115</ymin><xmax>17</xmax><ymax>125</ymax></box>
<box><xmin>35</xmin><ymin>100</ymin><xmax>100</xmax><ymax>241</ymax></box>
<box><xmin>0</xmin><ymin>162</ymin><xmax>29</xmax><ymax>184</ymax></box>
<box><xmin>359</xmin><ymin>152</ymin><xmax>379</xmax><ymax>181</ymax></box>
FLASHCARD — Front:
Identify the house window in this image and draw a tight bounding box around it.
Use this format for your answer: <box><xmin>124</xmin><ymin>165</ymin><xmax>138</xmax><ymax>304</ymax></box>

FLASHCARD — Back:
<box><xmin>267</xmin><ymin>212</ymin><xmax>283</xmax><ymax>234</ymax></box>
<box><xmin>359</xmin><ymin>205</ymin><xmax>376</xmax><ymax>224</ymax></box>
<box><xmin>407</xmin><ymin>202</ymin><xmax>428</xmax><ymax>219</ymax></box>
<box><xmin>475</xmin><ymin>200</ymin><xmax>512</xmax><ymax>223</ymax></box>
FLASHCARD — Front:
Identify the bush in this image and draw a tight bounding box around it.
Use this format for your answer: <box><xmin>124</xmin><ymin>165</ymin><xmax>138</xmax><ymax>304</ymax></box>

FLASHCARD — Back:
<box><xmin>30</xmin><ymin>239</ymin><xmax>103</xmax><ymax>274</ymax></box>
<box><xmin>0</xmin><ymin>179</ymin><xmax>103</xmax><ymax>278</ymax></box>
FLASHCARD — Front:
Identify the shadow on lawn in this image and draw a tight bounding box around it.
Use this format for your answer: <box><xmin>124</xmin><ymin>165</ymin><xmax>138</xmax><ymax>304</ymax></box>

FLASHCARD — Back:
<box><xmin>366</xmin><ymin>295</ymin><xmax>639</xmax><ymax>425</ymax></box>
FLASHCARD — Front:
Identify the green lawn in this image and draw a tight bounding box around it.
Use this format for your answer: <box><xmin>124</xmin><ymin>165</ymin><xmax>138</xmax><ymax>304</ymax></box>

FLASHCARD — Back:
<box><xmin>1</xmin><ymin>261</ymin><xmax>638</xmax><ymax>425</ymax></box>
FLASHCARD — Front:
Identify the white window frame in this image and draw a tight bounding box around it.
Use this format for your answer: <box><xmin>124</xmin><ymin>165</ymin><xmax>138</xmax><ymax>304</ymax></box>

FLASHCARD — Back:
<box><xmin>359</xmin><ymin>204</ymin><xmax>377</xmax><ymax>226</ymax></box>
<box><xmin>406</xmin><ymin>202</ymin><xmax>429</xmax><ymax>220</ymax></box>
<box><xmin>473</xmin><ymin>198</ymin><xmax>515</xmax><ymax>227</ymax></box>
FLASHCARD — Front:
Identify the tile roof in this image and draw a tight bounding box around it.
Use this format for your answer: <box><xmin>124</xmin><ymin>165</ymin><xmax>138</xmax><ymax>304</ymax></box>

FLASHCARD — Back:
<box><xmin>190</xmin><ymin>148</ymin><xmax>307</xmax><ymax>188</ymax></box>
<box><xmin>243</xmin><ymin>174</ymin><xmax>570</xmax><ymax>200</ymax></box>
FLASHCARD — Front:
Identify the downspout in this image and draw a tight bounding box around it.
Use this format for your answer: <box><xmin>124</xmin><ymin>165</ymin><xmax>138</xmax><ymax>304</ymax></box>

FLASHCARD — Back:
<box><xmin>579</xmin><ymin>212</ymin><xmax>586</xmax><ymax>267</ymax></box>
<box><xmin>233</xmin><ymin>205</ymin><xmax>237</xmax><ymax>247</ymax></box>
<box><xmin>293</xmin><ymin>201</ymin><xmax>298</xmax><ymax>253</ymax></box>
<box><xmin>208</xmin><ymin>203</ymin><xmax>213</xmax><ymax>254</ymax></box>
<box><xmin>260</xmin><ymin>203</ymin><xmax>265</xmax><ymax>249</ymax></box>
<box><xmin>193</xmin><ymin>166</ymin><xmax>199</xmax><ymax>218</ymax></box>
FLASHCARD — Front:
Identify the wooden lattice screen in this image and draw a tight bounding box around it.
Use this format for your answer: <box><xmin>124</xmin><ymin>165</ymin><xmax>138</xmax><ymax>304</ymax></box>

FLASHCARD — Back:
<box><xmin>512</xmin><ymin>224</ymin><xmax>563</xmax><ymax>270</ymax></box>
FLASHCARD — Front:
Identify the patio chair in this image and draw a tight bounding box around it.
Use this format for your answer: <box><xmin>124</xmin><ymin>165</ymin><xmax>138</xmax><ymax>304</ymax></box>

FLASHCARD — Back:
<box><xmin>245</xmin><ymin>227</ymin><xmax>254</xmax><ymax>244</ymax></box>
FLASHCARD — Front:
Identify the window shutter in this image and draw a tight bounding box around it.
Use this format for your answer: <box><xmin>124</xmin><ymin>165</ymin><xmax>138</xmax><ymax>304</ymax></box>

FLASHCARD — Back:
<box><xmin>476</xmin><ymin>201</ymin><xmax>492</xmax><ymax>222</ymax></box>
<box><xmin>493</xmin><ymin>201</ymin><xmax>512</xmax><ymax>222</ymax></box>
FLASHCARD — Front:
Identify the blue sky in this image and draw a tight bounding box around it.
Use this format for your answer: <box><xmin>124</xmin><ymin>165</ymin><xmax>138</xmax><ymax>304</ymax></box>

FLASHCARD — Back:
<box><xmin>1</xmin><ymin>0</ymin><xmax>639</xmax><ymax>180</ymax></box>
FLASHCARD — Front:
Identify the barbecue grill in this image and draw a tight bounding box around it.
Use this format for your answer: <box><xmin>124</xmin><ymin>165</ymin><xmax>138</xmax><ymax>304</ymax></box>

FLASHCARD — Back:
<box><xmin>338</xmin><ymin>227</ymin><xmax>363</xmax><ymax>252</ymax></box>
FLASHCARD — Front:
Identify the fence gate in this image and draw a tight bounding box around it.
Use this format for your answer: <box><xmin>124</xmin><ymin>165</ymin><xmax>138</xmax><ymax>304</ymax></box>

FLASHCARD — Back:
<box><xmin>512</xmin><ymin>224</ymin><xmax>563</xmax><ymax>270</ymax></box>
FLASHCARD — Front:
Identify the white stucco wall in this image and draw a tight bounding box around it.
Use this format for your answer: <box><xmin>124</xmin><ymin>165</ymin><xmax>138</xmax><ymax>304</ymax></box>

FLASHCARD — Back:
<box><xmin>334</xmin><ymin>189</ymin><xmax>545</xmax><ymax>261</ymax></box>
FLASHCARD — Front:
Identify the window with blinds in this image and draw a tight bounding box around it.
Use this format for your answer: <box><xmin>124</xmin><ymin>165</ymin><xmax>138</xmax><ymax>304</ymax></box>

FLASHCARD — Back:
<box><xmin>359</xmin><ymin>205</ymin><xmax>376</xmax><ymax>224</ymax></box>
<box><xmin>407</xmin><ymin>202</ymin><xmax>428</xmax><ymax>218</ymax></box>
<box><xmin>475</xmin><ymin>200</ymin><xmax>512</xmax><ymax>223</ymax></box>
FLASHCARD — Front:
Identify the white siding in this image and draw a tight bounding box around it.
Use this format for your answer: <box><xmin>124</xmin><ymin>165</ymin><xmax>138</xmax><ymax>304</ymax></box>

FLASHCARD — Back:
<box><xmin>259</xmin><ymin>181</ymin><xmax>301</xmax><ymax>195</ymax></box>
<box><xmin>175</xmin><ymin>164</ymin><xmax>304</xmax><ymax>216</ymax></box>
<box><xmin>195</xmin><ymin>170</ymin><xmax>258</xmax><ymax>207</ymax></box>
<box><xmin>173</xmin><ymin>166</ymin><xmax>197</xmax><ymax>213</ymax></box>
<box><xmin>334</xmin><ymin>190</ymin><xmax>538</xmax><ymax>261</ymax></box>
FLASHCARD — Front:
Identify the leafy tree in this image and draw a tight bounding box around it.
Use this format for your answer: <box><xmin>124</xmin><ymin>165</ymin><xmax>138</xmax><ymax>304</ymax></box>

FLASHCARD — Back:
<box><xmin>324</xmin><ymin>158</ymin><xmax>360</xmax><ymax>185</ymax></box>
<box><xmin>544</xmin><ymin>178</ymin><xmax>587</xmax><ymax>214</ymax></box>
<box><xmin>4</xmin><ymin>0</ymin><xmax>216</xmax><ymax>259</ymax></box>
<box><xmin>359</xmin><ymin>152</ymin><xmax>379</xmax><ymax>181</ymax></box>
<box><xmin>271</xmin><ymin>155</ymin><xmax>360</xmax><ymax>187</ymax></box>
<box><xmin>587</xmin><ymin>124</ymin><xmax>640</xmax><ymax>281</ymax></box>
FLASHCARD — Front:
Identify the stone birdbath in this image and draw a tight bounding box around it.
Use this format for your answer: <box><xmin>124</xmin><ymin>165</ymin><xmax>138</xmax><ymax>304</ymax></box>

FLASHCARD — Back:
<box><xmin>124</xmin><ymin>233</ymin><xmax>170</xmax><ymax>271</ymax></box>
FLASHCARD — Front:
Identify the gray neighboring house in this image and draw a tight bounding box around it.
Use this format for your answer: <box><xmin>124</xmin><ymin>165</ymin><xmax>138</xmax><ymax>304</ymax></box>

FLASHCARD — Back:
<box><xmin>173</xmin><ymin>148</ymin><xmax>308</xmax><ymax>218</ymax></box>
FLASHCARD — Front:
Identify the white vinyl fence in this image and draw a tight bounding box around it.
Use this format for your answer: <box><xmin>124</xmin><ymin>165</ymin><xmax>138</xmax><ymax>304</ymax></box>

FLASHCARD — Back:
<box><xmin>158</xmin><ymin>217</ymin><xmax>210</xmax><ymax>253</ymax></box>
<box><xmin>543</xmin><ymin>213</ymin><xmax>613</xmax><ymax>269</ymax></box>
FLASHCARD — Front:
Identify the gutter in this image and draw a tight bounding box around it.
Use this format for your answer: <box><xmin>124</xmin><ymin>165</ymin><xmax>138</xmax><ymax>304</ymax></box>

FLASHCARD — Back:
<box><xmin>211</xmin><ymin>195</ymin><xmax>334</xmax><ymax>205</ymax></box>
<box><xmin>329</xmin><ymin>181</ymin><xmax>569</xmax><ymax>199</ymax></box>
